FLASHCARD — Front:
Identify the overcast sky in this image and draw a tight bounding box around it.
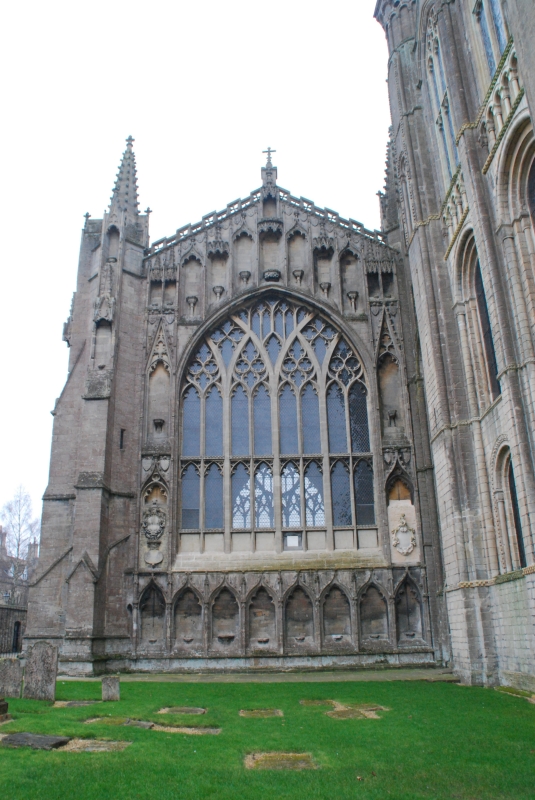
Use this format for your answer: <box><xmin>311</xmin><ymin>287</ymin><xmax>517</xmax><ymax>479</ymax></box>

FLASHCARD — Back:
<box><xmin>0</xmin><ymin>0</ymin><xmax>390</xmax><ymax>520</ymax></box>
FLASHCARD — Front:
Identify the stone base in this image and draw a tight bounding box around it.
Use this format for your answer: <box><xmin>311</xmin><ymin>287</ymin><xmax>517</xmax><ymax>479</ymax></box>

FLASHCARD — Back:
<box><xmin>58</xmin><ymin>650</ymin><xmax>437</xmax><ymax>677</ymax></box>
<box><xmin>0</xmin><ymin>714</ymin><xmax>12</xmax><ymax>724</ymax></box>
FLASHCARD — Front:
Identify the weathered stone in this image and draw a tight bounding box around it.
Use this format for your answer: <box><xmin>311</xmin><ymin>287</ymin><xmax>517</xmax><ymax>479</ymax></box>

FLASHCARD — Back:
<box><xmin>0</xmin><ymin>733</ymin><xmax>70</xmax><ymax>750</ymax></box>
<box><xmin>157</xmin><ymin>706</ymin><xmax>205</xmax><ymax>715</ymax></box>
<box><xmin>124</xmin><ymin>719</ymin><xmax>154</xmax><ymax>729</ymax></box>
<box><xmin>0</xmin><ymin>658</ymin><xmax>22</xmax><ymax>699</ymax></box>
<box><xmin>22</xmin><ymin>642</ymin><xmax>58</xmax><ymax>701</ymax></box>
<box><xmin>101</xmin><ymin>676</ymin><xmax>120</xmax><ymax>702</ymax></box>
<box><xmin>0</xmin><ymin>700</ymin><xmax>8</xmax><ymax>715</ymax></box>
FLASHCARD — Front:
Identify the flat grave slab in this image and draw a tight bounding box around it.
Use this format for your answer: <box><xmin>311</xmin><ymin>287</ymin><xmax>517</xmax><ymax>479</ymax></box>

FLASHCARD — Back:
<box><xmin>59</xmin><ymin>738</ymin><xmax>131</xmax><ymax>752</ymax></box>
<box><xmin>245</xmin><ymin>752</ymin><xmax>317</xmax><ymax>770</ymax></box>
<box><xmin>123</xmin><ymin>719</ymin><xmax>154</xmax><ymax>729</ymax></box>
<box><xmin>157</xmin><ymin>707</ymin><xmax>206</xmax><ymax>715</ymax></box>
<box><xmin>53</xmin><ymin>701</ymin><xmax>100</xmax><ymax>708</ymax></box>
<box><xmin>0</xmin><ymin>733</ymin><xmax>70</xmax><ymax>750</ymax></box>
<box><xmin>239</xmin><ymin>709</ymin><xmax>283</xmax><ymax>718</ymax></box>
<box><xmin>300</xmin><ymin>698</ymin><xmax>390</xmax><ymax>719</ymax></box>
<box><xmin>152</xmin><ymin>724</ymin><xmax>221</xmax><ymax>735</ymax></box>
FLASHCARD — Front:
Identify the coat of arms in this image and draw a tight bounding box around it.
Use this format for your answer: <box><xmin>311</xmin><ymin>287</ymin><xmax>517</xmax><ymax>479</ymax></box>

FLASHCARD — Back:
<box><xmin>391</xmin><ymin>514</ymin><xmax>416</xmax><ymax>556</ymax></box>
<box><xmin>142</xmin><ymin>502</ymin><xmax>166</xmax><ymax>541</ymax></box>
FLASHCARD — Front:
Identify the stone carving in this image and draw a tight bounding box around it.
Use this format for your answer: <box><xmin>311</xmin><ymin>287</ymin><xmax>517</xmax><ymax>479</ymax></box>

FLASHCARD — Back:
<box><xmin>239</xmin><ymin>270</ymin><xmax>251</xmax><ymax>285</ymax></box>
<box><xmin>187</xmin><ymin>296</ymin><xmax>198</xmax><ymax>315</ymax></box>
<box><xmin>347</xmin><ymin>291</ymin><xmax>359</xmax><ymax>311</ymax></box>
<box><xmin>149</xmin><ymin>326</ymin><xmax>170</xmax><ymax>373</ymax></box>
<box><xmin>93</xmin><ymin>293</ymin><xmax>115</xmax><ymax>323</ymax></box>
<box><xmin>0</xmin><ymin>658</ymin><xmax>22</xmax><ymax>698</ymax></box>
<box><xmin>391</xmin><ymin>514</ymin><xmax>416</xmax><ymax>556</ymax></box>
<box><xmin>213</xmin><ymin>285</ymin><xmax>225</xmax><ymax>301</ymax></box>
<box><xmin>263</xmin><ymin>269</ymin><xmax>281</xmax><ymax>282</ymax></box>
<box><xmin>22</xmin><ymin>642</ymin><xmax>58</xmax><ymax>701</ymax></box>
<box><xmin>293</xmin><ymin>269</ymin><xmax>304</xmax><ymax>285</ymax></box>
<box><xmin>258</xmin><ymin>219</ymin><xmax>283</xmax><ymax>239</ymax></box>
<box><xmin>320</xmin><ymin>282</ymin><xmax>331</xmax><ymax>296</ymax></box>
<box><xmin>207</xmin><ymin>239</ymin><xmax>229</xmax><ymax>259</ymax></box>
<box><xmin>101</xmin><ymin>675</ymin><xmax>120</xmax><ymax>701</ymax></box>
<box><xmin>142</xmin><ymin>502</ymin><xmax>166</xmax><ymax>541</ymax></box>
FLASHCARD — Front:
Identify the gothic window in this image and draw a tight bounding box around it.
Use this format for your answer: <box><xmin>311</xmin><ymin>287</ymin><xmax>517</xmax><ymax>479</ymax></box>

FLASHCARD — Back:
<box><xmin>205</xmin><ymin>464</ymin><xmax>223</xmax><ymax>529</ymax></box>
<box><xmin>495</xmin><ymin>447</ymin><xmax>528</xmax><ymax>573</ymax></box>
<box><xmin>475</xmin><ymin>0</ymin><xmax>508</xmax><ymax>75</ymax></box>
<box><xmin>528</xmin><ymin>159</ymin><xmax>535</xmax><ymax>222</ymax></box>
<box><xmin>508</xmin><ymin>459</ymin><xmax>526</xmax><ymax>568</ymax></box>
<box><xmin>179</xmin><ymin>295</ymin><xmax>374</xmax><ymax>549</ymax></box>
<box><xmin>426</xmin><ymin>14</ymin><xmax>459</xmax><ymax>185</ymax></box>
<box><xmin>474</xmin><ymin>259</ymin><xmax>500</xmax><ymax>400</ymax></box>
<box><xmin>459</xmin><ymin>236</ymin><xmax>501</xmax><ymax>409</ymax></box>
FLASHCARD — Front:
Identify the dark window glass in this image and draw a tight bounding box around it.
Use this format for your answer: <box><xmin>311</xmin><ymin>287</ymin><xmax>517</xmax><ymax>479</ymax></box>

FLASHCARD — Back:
<box><xmin>301</xmin><ymin>384</ymin><xmax>321</xmax><ymax>453</ymax></box>
<box><xmin>528</xmin><ymin>159</ymin><xmax>535</xmax><ymax>220</ymax></box>
<box><xmin>279</xmin><ymin>385</ymin><xmax>299</xmax><ymax>454</ymax></box>
<box><xmin>349</xmin><ymin>383</ymin><xmax>370</xmax><ymax>452</ymax></box>
<box><xmin>254</xmin><ymin>463</ymin><xmax>274</xmax><ymax>528</ymax></box>
<box><xmin>475</xmin><ymin>259</ymin><xmax>501</xmax><ymax>399</ymax></box>
<box><xmin>205</xmin><ymin>464</ymin><xmax>223</xmax><ymax>528</ymax></box>
<box><xmin>205</xmin><ymin>388</ymin><xmax>223</xmax><ymax>456</ymax></box>
<box><xmin>508</xmin><ymin>460</ymin><xmax>527</xmax><ymax>568</ymax></box>
<box><xmin>354</xmin><ymin>461</ymin><xmax>375</xmax><ymax>525</ymax></box>
<box><xmin>479</xmin><ymin>3</ymin><xmax>496</xmax><ymax>74</ymax></box>
<box><xmin>331</xmin><ymin>461</ymin><xmax>352</xmax><ymax>526</ymax></box>
<box><xmin>282</xmin><ymin>463</ymin><xmax>301</xmax><ymax>527</ymax></box>
<box><xmin>488</xmin><ymin>0</ymin><xmax>507</xmax><ymax>53</ymax></box>
<box><xmin>327</xmin><ymin>384</ymin><xmax>347</xmax><ymax>453</ymax></box>
<box><xmin>232</xmin><ymin>385</ymin><xmax>249</xmax><ymax>455</ymax></box>
<box><xmin>254</xmin><ymin>385</ymin><xmax>272</xmax><ymax>455</ymax></box>
<box><xmin>305</xmin><ymin>462</ymin><xmax>325</xmax><ymax>526</ymax></box>
<box><xmin>182</xmin><ymin>388</ymin><xmax>201</xmax><ymax>457</ymax></box>
<box><xmin>182</xmin><ymin>464</ymin><xmax>200</xmax><ymax>528</ymax></box>
<box><xmin>232</xmin><ymin>464</ymin><xmax>250</xmax><ymax>529</ymax></box>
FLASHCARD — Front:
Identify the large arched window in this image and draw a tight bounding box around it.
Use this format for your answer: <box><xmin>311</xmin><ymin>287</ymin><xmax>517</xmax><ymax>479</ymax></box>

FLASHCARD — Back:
<box><xmin>474</xmin><ymin>0</ymin><xmax>508</xmax><ymax>76</ymax></box>
<box><xmin>179</xmin><ymin>295</ymin><xmax>374</xmax><ymax>551</ymax></box>
<box><xmin>459</xmin><ymin>236</ymin><xmax>501</xmax><ymax>407</ymax></box>
<box><xmin>495</xmin><ymin>447</ymin><xmax>527</xmax><ymax>571</ymax></box>
<box><xmin>426</xmin><ymin>11</ymin><xmax>458</xmax><ymax>187</ymax></box>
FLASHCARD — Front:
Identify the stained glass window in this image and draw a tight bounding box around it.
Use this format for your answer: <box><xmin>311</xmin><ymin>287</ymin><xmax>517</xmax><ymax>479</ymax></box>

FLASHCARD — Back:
<box><xmin>205</xmin><ymin>388</ymin><xmax>223</xmax><ymax>456</ymax></box>
<box><xmin>182</xmin><ymin>388</ymin><xmax>200</xmax><ymax>457</ymax></box>
<box><xmin>331</xmin><ymin>460</ymin><xmax>352</xmax><ymax>526</ymax></box>
<box><xmin>305</xmin><ymin>462</ymin><xmax>325</xmax><ymax>526</ymax></box>
<box><xmin>232</xmin><ymin>464</ymin><xmax>251</xmax><ymax>529</ymax></box>
<box><xmin>232</xmin><ymin>385</ymin><xmax>249</xmax><ymax>455</ymax></box>
<box><xmin>280</xmin><ymin>384</ymin><xmax>299</xmax><ymax>454</ymax></box>
<box><xmin>349</xmin><ymin>383</ymin><xmax>369</xmax><ymax>452</ymax></box>
<box><xmin>180</xmin><ymin>296</ymin><xmax>375</xmax><ymax>542</ymax></box>
<box><xmin>327</xmin><ymin>384</ymin><xmax>347</xmax><ymax>453</ymax></box>
<box><xmin>254</xmin><ymin>385</ymin><xmax>272</xmax><ymax>455</ymax></box>
<box><xmin>282</xmin><ymin>463</ymin><xmax>301</xmax><ymax>527</ymax></box>
<box><xmin>255</xmin><ymin>463</ymin><xmax>274</xmax><ymax>528</ymax></box>
<box><xmin>354</xmin><ymin>460</ymin><xmax>375</xmax><ymax>525</ymax></box>
<box><xmin>301</xmin><ymin>384</ymin><xmax>321</xmax><ymax>453</ymax></box>
<box><xmin>205</xmin><ymin>464</ymin><xmax>223</xmax><ymax>528</ymax></box>
<box><xmin>182</xmin><ymin>464</ymin><xmax>200</xmax><ymax>528</ymax></box>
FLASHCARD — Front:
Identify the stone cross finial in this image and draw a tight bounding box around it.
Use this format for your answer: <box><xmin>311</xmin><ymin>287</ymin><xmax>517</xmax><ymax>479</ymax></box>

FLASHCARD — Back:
<box><xmin>145</xmin><ymin>207</ymin><xmax>152</xmax><ymax>215</ymax></box>
<box><xmin>126</xmin><ymin>135</ymin><xmax>135</xmax><ymax>147</ymax></box>
<box><xmin>263</xmin><ymin>147</ymin><xmax>276</xmax><ymax>168</ymax></box>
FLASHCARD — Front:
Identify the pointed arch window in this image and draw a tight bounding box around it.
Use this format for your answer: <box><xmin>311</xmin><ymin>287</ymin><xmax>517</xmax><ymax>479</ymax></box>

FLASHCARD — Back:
<box><xmin>474</xmin><ymin>259</ymin><xmax>500</xmax><ymax>400</ymax></box>
<box><xmin>179</xmin><ymin>296</ymin><xmax>375</xmax><ymax>548</ymax></box>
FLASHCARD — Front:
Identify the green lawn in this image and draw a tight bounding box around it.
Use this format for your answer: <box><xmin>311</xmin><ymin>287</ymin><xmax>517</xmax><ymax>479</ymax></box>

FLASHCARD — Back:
<box><xmin>1</xmin><ymin>679</ymin><xmax>534</xmax><ymax>799</ymax></box>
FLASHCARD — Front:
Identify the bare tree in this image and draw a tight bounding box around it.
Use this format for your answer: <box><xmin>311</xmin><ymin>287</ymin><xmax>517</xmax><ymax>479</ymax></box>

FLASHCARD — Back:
<box><xmin>1</xmin><ymin>486</ymin><xmax>40</xmax><ymax>583</ymax></box>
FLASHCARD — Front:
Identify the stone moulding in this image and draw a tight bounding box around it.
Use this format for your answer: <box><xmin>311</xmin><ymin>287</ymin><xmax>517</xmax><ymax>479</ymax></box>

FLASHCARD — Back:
<box><xmin>448</xmin><ymin>564</ymin><xmax>535</xmax><ymax>592</ymax></box>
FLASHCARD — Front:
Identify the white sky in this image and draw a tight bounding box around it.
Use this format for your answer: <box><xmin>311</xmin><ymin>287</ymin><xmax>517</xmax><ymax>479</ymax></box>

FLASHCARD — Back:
<box><xmin>0</xmin><ymin>0</ymin><xmax>390</xmax><ymax>519</ymax></box>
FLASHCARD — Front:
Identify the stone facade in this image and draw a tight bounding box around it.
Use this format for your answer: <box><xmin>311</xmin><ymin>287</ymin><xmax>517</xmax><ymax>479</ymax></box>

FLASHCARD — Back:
<box><xmin>374</xmin><ymin>0</ymin><xmax>535</xmax><ymax>687</ymax></box>
<box><xmin>25</xmin><ymin>1</ymin><xmax>535</xmax><ymax>687</ymax></box>
<box><xmin>25</xmin><ymin>144</ymin><xmax>446</xmax><ymax>676</ymax></box>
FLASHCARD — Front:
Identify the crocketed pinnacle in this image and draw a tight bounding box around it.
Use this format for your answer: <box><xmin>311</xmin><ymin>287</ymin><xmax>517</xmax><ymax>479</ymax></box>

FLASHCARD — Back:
<box><xmin>109</xmin><ymin>135</ymin><xmax>140</xmax><ymax>222</ymax></box>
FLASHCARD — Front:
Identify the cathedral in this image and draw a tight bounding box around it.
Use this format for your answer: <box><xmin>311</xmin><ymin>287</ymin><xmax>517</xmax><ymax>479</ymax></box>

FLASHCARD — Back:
<box><xmin>26</xmin><ymin>0</ymin><xmax>535</xmax><ymax>689</ymax></box>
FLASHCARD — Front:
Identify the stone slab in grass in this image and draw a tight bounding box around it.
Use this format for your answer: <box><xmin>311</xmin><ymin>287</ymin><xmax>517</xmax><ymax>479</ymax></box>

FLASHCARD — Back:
<box><xmin>0</xmin><ymin>733</ymin><xmax>71</xmax><ymax>750</ymax></box>
<box><xmin>157</xmin><ymin>707</ymin><xmax>206</xmax><ymax>715</ymax></box>
<box><xmin>58</xmin><ymin>738</ymin><xmax>131</xmax><ymax>752</ymax></box>
<box><xmin>245</xmin><ymin>752</ymin><xmax>317</xmax><ymax>770</ymax></box>
<box><xmin>124</xmin><ymin>719</ymin><xmax>155</xmax><ymax>729</ymax></box>
<box><xmin>152</xmin><ymin>724</ymin><xmax>221</xmax><ymax>735</ymax></box>
<box><xmin>326</xmin><ymin>702</ymin><xmax>390</xmax><ymax>720</ymax></box>
<box><xmin>239</xmin><ymin>709</ymin><xmax>283</xmax><ymax>718</ymax></box>
<box><xmin>53</xmin><ymin>701</ymin><xmax>100</xmax><ymax>708</ymax></box>
<box><xmin>301</xmin><ymin>698</ymin><xmax>389</xmax><ymax>719</ymax></box>
<box><xmin>22</xmin><ymin>642</ymin><xmax>58</xmax><ymax>702</ymax></box>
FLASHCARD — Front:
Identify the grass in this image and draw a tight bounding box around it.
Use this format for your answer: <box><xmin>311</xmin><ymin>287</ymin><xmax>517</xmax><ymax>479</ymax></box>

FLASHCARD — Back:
<box><xmin>0</xmin><ymin>679</ymin><xmax>534</xmax><ymax>799</ymax></box>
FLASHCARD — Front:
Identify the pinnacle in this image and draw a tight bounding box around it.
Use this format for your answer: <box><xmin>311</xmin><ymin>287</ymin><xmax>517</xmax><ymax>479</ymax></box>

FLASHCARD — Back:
<box><xmin>108</xmin><ymin>136</ymin><xmax>140</xmax><ymax>222</ymax></box>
